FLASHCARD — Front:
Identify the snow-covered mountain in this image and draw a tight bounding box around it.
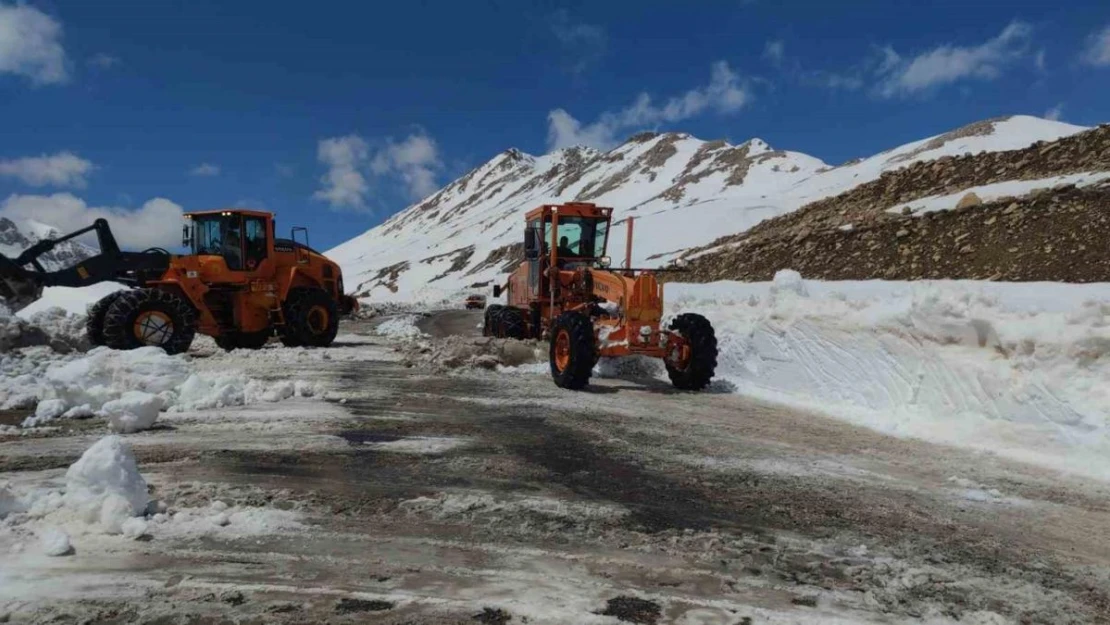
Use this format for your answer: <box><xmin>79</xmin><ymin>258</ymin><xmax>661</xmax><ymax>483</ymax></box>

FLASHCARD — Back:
<box><xmin>0</xmin><ymin>217</ymin><xmax>95</xmax><ymax>272</ymax></box>
<box><xmin>327</xmin><ymin>115</ymin><xmax>1088</xmax><ymax>303</ymax></box>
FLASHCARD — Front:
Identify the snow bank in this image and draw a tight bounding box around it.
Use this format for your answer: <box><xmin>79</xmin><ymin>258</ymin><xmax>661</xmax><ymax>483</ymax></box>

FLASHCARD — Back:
<box><xmin>667</xmin><ymin>274</ymin><xmax>1110</xmax><ymax>480</ymax></box>
<box><xmin>12</xmin><ymin>346</ymin><xmax>317</xmax><ymax>430</ymax></box>
<box><xmin>889</xmin><ymin>171</ymin><xmax>1110</xmax><ymax>216</ymax></box>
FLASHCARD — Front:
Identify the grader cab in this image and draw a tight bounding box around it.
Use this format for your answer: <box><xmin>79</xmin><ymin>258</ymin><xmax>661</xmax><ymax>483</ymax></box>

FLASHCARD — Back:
<box><xmin>486</xmin><ymin>202</ymin><xmax>717</xmax><ymax>390</ymax></box>
<box><xmin>0</xmin><ymin>208</ymin><xmax>358</xmax><ymax>354</ymax></box>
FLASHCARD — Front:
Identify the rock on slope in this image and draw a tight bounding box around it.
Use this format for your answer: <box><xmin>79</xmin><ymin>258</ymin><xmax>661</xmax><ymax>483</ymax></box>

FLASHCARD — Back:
<box><xmin>327</xmin><ymin>115</ymin><xmax>1088</xmax><ymax>303</ymax></box>
<box><xmin>680</xmin><ymin>123</ymin><xmax>1110</xmax><ymax>282</ymax></box>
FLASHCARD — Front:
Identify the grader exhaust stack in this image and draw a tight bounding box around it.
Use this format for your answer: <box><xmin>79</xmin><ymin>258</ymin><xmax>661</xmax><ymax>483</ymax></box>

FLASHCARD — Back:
<box><xmin>484</xmin><ymin>202</ymin><xmax>717</xmax><ymax>391</ymax></box>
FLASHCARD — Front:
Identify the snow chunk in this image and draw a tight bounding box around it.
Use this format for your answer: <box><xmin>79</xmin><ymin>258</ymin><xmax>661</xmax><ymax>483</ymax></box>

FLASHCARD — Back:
<box><xmin>33</xmin><ymin>398</ymin><xmax>66</xmax><ymax>421</ymax></box>
<box><xmin>104</xmin><ymin>391</ymin><xmax>165</xmax><ymax>433</ymax></box>
<box><xmin>39</xmin><ymin>527</ymin><xmax>72</xmax><ymax>556</ymax></box>
<box><xmin>121</xmin><ymin>517</ymin><xmax>148</xmax><ymax>540</ymax></box>
<box><xmin>63</xmin><ymin>436</ymin><xmax>148</xmax><ymax>533</ymax></box>
<box><xmin>769</xmin><ymin>269</ymin><xmax>808</xmax><ymax>297</ymax></box>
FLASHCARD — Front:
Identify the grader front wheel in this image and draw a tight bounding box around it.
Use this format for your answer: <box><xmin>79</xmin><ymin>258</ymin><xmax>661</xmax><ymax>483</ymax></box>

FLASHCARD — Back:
<box><xmin>665</xmin><ymin>313</ymin><xmax>718</xmax><ymax>390</ymax></box>
<box><xmin>549</xmin><ymin>312</ymin><xmax>596</xmax><ymax>390</ymax></box>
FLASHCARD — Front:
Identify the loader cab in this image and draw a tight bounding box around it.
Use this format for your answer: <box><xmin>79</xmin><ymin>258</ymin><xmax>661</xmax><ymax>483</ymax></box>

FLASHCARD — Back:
<box><xmin>184</xmin><ymin>209</ymin><xmax>272</xmax><ymax>272</ymax></box>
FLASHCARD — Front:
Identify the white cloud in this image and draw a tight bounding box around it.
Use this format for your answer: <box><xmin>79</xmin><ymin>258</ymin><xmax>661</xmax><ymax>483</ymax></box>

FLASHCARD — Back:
<box><xmin>1082</xmin><ymin>24</ymin><xmax>1110</xmax><ymax>66</ymax></box>
<box><xmin>313</xmin><ymin>135</ymin><xmax>370</xmax><ymax>210</ymax></box>
<box><xmin>876</xmin><ymin>22</ymin><xmax>1032</xmax><ymax>97</ymax></box>
<box><xmin>1034</xmin><ymin>49</ymin><xmax>1046</xmax><ymax>71</ymax></box>
<box><xmin>313</xmin><ymin>131</ymin><xmax>443</xmax><ymax>210</ymax></box>
<box><xmin>550</xmin><ymin>10</ymin><xmax>606</xmax><ymax>75</ymax></box>
<box><xmin>1044</xmin><ymin>103</ymin><xmax>1064</xmax><ymax>121</ymax></box>
<box><xmin>0</xmin><ymin>3</ymin><xmax>68</xmax><ymax>85</ymax></box>
<box><xmin>86</xmin><ymin>53</ymin><xmax>119</xmax><ymax>69</ymax></box>
<box><xmin>0</xmin><ymin>152</ymin><xmax>93</xmax><ymax>188</ymax></box>
<box><xmin>763</xmin><ymin>40</ymin><xmax>785</xmax><ymax>66</ymax></box>
<box><xmin>0</xmin><ymin>193</ymin><xmax>184</xmax><ymax>249</ymax></box>
<box><xmin>547</xmin><ymin>61</ymin><xmax>751</xmax><ymax>150</ymax></box>
<box><xmin>189</xmin><ymin>163</ymin><xmax>220</xmax><ymax>176</ymax></box>
<box><xmin>370</xmin><ymin>133</ymin><xmax>443</xmax><ymax>200</ymax></box>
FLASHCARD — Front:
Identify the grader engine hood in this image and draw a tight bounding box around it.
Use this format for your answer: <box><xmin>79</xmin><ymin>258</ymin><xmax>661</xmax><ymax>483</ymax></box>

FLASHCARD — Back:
<box><xmin>574</xmin><ymin>267</ymin><xmax>663</xmax><ymax>324</ymax></box>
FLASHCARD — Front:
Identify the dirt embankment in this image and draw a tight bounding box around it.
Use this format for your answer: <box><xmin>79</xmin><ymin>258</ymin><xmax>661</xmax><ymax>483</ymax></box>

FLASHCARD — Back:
<box><xmin>678</xmin><ymin>124</ymin><xmax>1110</xmax><ymax>282</ymax></box>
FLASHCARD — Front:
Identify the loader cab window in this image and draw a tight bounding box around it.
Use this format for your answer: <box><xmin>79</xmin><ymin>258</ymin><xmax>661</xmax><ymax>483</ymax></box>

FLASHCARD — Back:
<box><xmin>191</xmin><ymin>214</ymin><xmax>247</xmax><ymax>270</ymax></box>
<box><xmin>243</xmin><ymin>217</ymin><xmax>268</xmax><ymax>270</ymax></box>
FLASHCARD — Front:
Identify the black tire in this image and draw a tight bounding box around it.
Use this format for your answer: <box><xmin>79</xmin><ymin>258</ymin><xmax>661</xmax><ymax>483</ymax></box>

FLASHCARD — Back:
<box><xmin>665</xmin><ymin>313</ymin><xmax>718</xmax><ymax>391</ymax></box>
<box><xmin>483</xmin><ymin>305</ymin><xmax>504</xmax><ymax>337</ymax></box>
<box><xmin>102</xmin><ymin>288</ymin><xmax>197</xmax><ymax>355</ymax></box>
<box><xmin>86</xmin><ymin>290</ymin><xmax>127</xmax><ymax>347</ymax></box>
<box><xmin>282</xmin><ymin>287</ymin><xmax>339</xmax><ymax>347</ymax></box>
<box><xmin>499</xmin><ymin>307</ymin><xmax>528</xmax><ymax>340</ymax></box>
<box><xmin>549</xmin><ymin>312</ymin><xmax>596</xmax><ymax>390</ymax></box>
<box><xmin>215</xmin><ymin>330</ymin><xmax>271</xmax><ymax>351</ymax></box>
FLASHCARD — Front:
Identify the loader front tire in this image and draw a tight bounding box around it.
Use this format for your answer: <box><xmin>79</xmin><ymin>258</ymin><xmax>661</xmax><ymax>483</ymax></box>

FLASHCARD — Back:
<box><xmin>665</xmin><ymin>313</ymin><xmax>717</xmax><ymax>391</ymax></box>
<box><xmin>102</xmin><ymin>288</ymin><xmax>197</xmax><ymax>355</ymax></box>
<box><xmin>86</xmin><ymin>290</ymin><xmax>127</xmax><ymax>347</ymax></box>
<box><xmin>282</xmin><ymin>288</ymin><xmax>339</xmax><ymax>348</ymax></box>
<box><xmin>549</xmin><ymin>312</ymin><xmax>596</xmax><ymax>390</ymax></box>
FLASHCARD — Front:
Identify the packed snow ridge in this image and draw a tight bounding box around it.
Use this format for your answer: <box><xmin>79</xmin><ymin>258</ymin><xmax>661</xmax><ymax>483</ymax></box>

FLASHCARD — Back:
<box><xmin>327</xmin><ymin>115</ymin><xmax>1087</xmax><ymax>304</ymax></box>
<box><xmin>662</xmin><ymin>271</ymin><xmax>1110</xmax><ymax>481</ymax></box>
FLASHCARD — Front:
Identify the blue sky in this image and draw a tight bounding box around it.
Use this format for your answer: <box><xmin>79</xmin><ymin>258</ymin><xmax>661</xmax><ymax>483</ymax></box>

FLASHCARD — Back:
<box><xmin>1</xmin><ymin>0</ymin><xmax>1108</xmax><ymax>251</ymax></box>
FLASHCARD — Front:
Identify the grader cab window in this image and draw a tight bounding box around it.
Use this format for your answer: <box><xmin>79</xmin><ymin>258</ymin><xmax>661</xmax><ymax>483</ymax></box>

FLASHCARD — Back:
<box><xmin>544</xmin><ymin>216</ymin><xmax>609</xmax><ymax>259</ymax></box>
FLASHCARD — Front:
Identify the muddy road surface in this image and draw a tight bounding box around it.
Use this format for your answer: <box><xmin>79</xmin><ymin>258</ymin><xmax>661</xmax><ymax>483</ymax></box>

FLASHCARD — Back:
<box><xmin>2</xmin><ymin>311</ymin><xmax>1109</xmax><ymax>624</ymax></box>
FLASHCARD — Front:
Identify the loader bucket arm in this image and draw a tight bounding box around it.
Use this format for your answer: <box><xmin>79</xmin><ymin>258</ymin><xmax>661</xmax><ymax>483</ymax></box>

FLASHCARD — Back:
<box><xmin>0</xmin><ymin>218</ymin><xmax>170</xmax><ymax>312</ymax></box>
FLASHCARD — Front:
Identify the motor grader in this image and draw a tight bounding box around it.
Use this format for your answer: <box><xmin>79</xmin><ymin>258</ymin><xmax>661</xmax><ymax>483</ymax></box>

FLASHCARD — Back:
<box><xmin>487</xmin><ymin>202</ymin><xmax>717</xmax><ymax>390</ymax></box>
<box><xmin>0</xmin><ymin>208</ymin><xmax>358</xmax><ymax>354</ymax></box>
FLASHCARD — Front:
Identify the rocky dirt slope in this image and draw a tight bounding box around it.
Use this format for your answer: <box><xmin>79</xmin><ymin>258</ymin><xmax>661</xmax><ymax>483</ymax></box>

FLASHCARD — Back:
<box><xmin>679</xmin><ymin>124</ymin><xmax>1110</xmax><ymax>282</ymax></box>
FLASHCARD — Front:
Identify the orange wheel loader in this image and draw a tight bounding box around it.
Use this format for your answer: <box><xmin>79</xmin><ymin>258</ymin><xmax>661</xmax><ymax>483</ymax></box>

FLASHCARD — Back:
<box><xmin>0</xmin><ymin>209</ymin><xmax>358</xmax><ymax>354</ymax></box>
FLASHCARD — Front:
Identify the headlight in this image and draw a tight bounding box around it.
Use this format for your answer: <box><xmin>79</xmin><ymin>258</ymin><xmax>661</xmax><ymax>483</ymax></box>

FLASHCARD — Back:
<box><xmin>598</xmin><ymin>256</ymin><xmax>611</xmax><ymax>268</ymax></box>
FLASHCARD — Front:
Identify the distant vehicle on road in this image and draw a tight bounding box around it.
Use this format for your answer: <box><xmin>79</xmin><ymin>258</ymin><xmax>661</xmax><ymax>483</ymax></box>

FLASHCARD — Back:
<box><xmin>464</xmin><ymin>294</ymin><xmax>487</xmax><ymax>310</ymax></box>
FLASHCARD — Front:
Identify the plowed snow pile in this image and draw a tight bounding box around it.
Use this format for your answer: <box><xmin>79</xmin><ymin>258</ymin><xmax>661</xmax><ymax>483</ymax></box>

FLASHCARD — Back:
<box><xmin>0</xmin><ymin>435</ymin><xmax>304</xmax><ymax>567</ymax></box>
<box><xmin>667</xmin><ymin>272</ymin><xmax>1110</xmax><ymax>479</ymax></box>
<box><xmin>397</xmin><ymin>334</ymin><xmax>545</xmax><ymax>372</ymax></box>
<box><xmin>1</xmin><ymin>302</ymin><xmax>318</xmax><ymax>432</ymax></box>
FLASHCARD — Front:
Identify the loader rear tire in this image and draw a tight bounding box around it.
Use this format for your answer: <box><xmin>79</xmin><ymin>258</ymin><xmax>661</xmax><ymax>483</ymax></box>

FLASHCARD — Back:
<box><xmin>499</xmin><ymin>307</ymin><xmax>528</xmax><ymax>340</ymax></box>
<box><xmin>549</xmin><ymin>312</ymin><xmax>596</xmax><ymax>390</ymax></box>
<box><xmin>282</xmin><ymin>287</ymin><xmax>339</xmax><ymax>348</ymax></box>
<box><xmin>102</xmin><ymin>288</ymin><xmax>196</xmax><ymax>355</ymax></box>
<box><xmin>665</xmin><ymin>313</ymin><xmax>717</xmax><ymax>391</ymax></box>
<box><xmin>483</xmin><ymin>305</ymin><xmax>504</xmax><ymax>337</ymax></box>
<box><xmin>86</xmin><ymin>290</ymin><xmax>127</xmax><ymax>347</ymax></box>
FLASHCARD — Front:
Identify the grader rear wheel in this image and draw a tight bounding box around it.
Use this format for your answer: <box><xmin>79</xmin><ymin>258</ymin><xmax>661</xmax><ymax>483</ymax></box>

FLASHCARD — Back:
<box><xmin>102</xmin><ymin>288</ymin><xmax>197</xmax><ymax>355</ymax></box>
<box><xmin>549</xmin><ymin>311</ymin><xmax>596</xmax><ymax>390</ymax></box>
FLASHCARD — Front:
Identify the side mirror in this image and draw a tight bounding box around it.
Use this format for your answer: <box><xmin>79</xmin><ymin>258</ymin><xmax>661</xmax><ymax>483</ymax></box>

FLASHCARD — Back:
<box><xmin>181</xmin><ymin>224</ymin><xmax>192</xmax><ymax>248</ymax></box>
<box><xmin>493</xmin><ymin>284</ymin><xmax>502</xmax><ymax>298</ymax></box>
<box><xmin>597</xmin><ymin>256</ymin><xmax>611</xmax><ymax>268</ymax></box>
<box><xmin>523</xmin><ymin>228</ymin><xmax>541</xmax><ymax>260</ymax></box>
